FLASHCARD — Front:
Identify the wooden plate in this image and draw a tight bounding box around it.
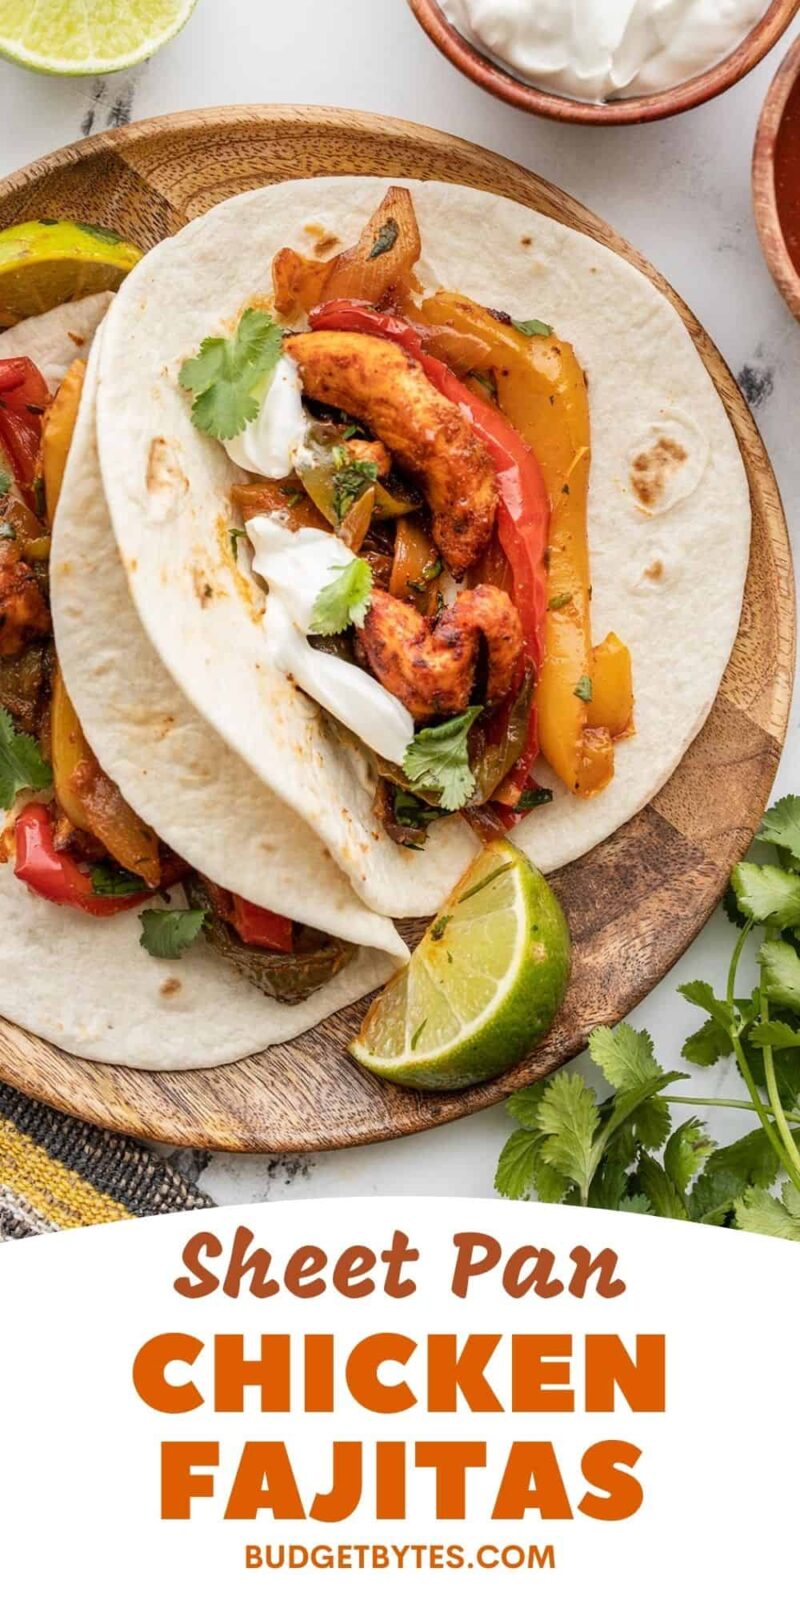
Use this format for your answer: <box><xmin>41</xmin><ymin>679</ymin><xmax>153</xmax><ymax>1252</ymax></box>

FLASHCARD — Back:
<box><xmin>0</xmin><ymin>107</ymin><xmax>793</xmax><ymax>1152</ymax></box>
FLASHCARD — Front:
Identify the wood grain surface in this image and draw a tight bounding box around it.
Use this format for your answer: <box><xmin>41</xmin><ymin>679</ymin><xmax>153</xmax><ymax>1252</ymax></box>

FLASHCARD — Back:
<box><xmin>0</xmin><ymin>106</ymin><xmax>793</xmax><ymax>1152</ymax></box>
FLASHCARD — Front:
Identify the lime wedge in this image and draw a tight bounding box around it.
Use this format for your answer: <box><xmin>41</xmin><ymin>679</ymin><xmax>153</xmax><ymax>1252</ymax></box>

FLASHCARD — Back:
<box><xmin>0</xmin><ymin>220</ymin><xmax>141</xmax><ymax>328</ymax></box>
<box><xmin>0</xmin><ymin>0</ymin><xmax>197</xmax><ymax>76</ymax></box>
<box><xmin>351</xmin><ymin>840</ymin><xmax>571</xmax><ymax>1091</ymax></box>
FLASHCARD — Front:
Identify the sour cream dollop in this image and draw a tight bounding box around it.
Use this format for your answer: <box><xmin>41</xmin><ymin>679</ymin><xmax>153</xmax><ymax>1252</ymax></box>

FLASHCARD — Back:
<box><xmin>225</xmin><ymin>355</ymin><xmax>307</xmax><ymax>478</ymax></box>
<box><xmin>440</xmin><ymin>0</ymin><xmax>768</xmax><ymax>102</ymax></box>
<box><xmin>248</xmin><ymin>516</ymin><xmax>415</xmax><ymax>767</ymax></box>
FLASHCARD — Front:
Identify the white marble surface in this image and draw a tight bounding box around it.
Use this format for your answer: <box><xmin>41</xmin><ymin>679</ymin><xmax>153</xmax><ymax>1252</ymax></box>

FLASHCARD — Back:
<box><xmin>3</xmin><ymin>0</ymin><xmax>799</xmax><ymax>1204</ymax></box>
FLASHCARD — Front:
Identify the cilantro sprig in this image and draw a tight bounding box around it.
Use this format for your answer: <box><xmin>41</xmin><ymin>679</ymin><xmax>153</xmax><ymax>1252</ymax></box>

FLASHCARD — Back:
<box><xmin>0</xmin><ymin>707</ymin><xmax>52</xmax><ymax>810</ymax></box>
<box><xmin>309</xmin><ymin>557</ymin><xmax>373</xmax><ymax>636</ymax></box>
<box><xmin>139</xmin><ymin>908</ymin><xmax>208</xmax><ymax>960</ymax></box>
<box><xmin>178</xmin><ymin>308</ymin><xmax>283</xmax><ymax>440</ymax></box>
<box><xmin>403</xmin><ymin>706</ymin><xmax>482</xmax><ymax>813</ymax></box>
<box><xmin>496</xmin><ymin>793</ymin><xmax>800</xmax><ymax>1240</ymax></box>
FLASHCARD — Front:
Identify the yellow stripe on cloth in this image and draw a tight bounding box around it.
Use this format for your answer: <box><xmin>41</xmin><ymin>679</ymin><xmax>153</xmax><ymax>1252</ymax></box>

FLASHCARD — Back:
<box><xmin>0</xmin><ymin>1115</ymin><xmax>132</xmax><ymax>1229</ymax></box>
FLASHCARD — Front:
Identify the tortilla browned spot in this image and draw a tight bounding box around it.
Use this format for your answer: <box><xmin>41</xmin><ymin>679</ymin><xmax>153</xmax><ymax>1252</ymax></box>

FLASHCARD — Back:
<box><xmin>146</xmin><ymin>435</ymin><xmax>189</xmax><ymax>500</ymax></box>
<box><xmin>314</xmin><ymin>232</ymin><xmax>340</xmax><ymax>257</ymax></box>
<box><xmin>631</xmin><ymin>435</ymin><xmax>688</xmax><ymax>510</ymax></box>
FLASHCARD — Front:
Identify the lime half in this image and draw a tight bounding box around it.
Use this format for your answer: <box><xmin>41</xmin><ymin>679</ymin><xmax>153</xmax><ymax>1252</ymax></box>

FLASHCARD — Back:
<box><xmin>351</xmin><ymin>840</ymin><xmax>572</xmax><ymax>1091</ymax></box>
<box><xmin>0</xmin><ymin>0</ymin><xmax>197</xmax><ymax>76</ymax></box>
<box><xmin>0</xmin><ymin>220</ymin><xmax>141</xmax><ymax>327</ymax></box>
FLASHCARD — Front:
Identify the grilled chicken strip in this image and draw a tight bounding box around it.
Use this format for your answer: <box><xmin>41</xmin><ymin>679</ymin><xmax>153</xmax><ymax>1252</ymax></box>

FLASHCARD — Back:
<box><xmin>286</xmin><ymin>330</ymin><xmax>498</xmax><ymax>577</ymax></box>
<box><xmin>358</xmin><ymin>584</ymin><xmax>523</xmax><ymax>722</ymax></box>
<box><xmin>0</xmin><ymin>541</ymin><xmax>50</xmax><ymax>659</ymax></box>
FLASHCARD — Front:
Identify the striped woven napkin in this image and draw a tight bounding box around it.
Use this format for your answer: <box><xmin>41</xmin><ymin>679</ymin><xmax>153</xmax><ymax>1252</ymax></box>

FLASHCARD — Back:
<box><xmin>0</xmin><ymin>1083</ymin><xmax>213</xmax><ymax>1237</ymax></box>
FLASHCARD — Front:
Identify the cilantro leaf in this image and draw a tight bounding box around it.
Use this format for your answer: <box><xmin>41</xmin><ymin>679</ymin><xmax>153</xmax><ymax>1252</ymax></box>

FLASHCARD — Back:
<box><xmin>748</xmin><ymin>1018</ymin><xmax>800</xmax><ymax>1050</ymax></box>
<box><xmin>705</xmin><ymin>1126</ymin><xmax>781</xmax><ymax>1190</ymax></box>
<box><xmin>531</xmin><ymin>1158</ymin><xmax>573</xmax><ymax>1205</ymax></box>
<box><xmin>682</xmin><ymin>1016</ymin><xmax>732</xmax><ymax>1067</ymax></box>
<box><xmin>758</xmin><ymin>793</ymin><xmax>800</xmax><ymax>868</ymax></box>
<box><xmin>597</xmin><ymin>1069</ymin><xmax>685</xmax><ymax>1156</ymax></box>
<box><xmin>90</xmin><ymin>862</ymin><xmax>148</xmax><ymax>898</ymax></box>
<box><xmin>588</xmin><ymin>1022</ymin><xmax>661</xmax><ymax>1092</ymax></box>
<box><xmin>588</xmin><ymin>1159</ymin><xmax>630</xmax><ymax>1212</ymax></box>
<box><xmin>402</xmin><ymin>706</ymin><xmax>482</xmax><ymax>812</ymax></box>
<box><xmin>512</xmin><ymin>318</ymin><xmax>553</xmax><ymax>337</ymax></box>
<box><xmin>664</xmin><ymin>1119</ymin><xmax>715</xmax><ymax>1197</ymax></box>
<box><xmin>688</xmin><ymin>1167</ymin><xmax>748</xmax><ymax>1226</ymax></box>
<box><xmin>723</xmin><ymin>880</ymin><xmax>749</xmax><ymax>928</ymax></box>
<box><xmin>178</xmin><ymin>308</ymin><xmax>283</xmax><ymax>441</ymax></box>
<box><xmin>495</xmin><ymin>1128</ymin><xmax>543</xmax><ymax>1200</ymax></box>
<box><xmin>0</xmin><ymin>707</ymin><xmax>52</xmax><ymax>810</ymax></box>
<box><xmin>309</xmin><ymin>557</ymin><xmax>373</xmax><ymax>636</ymax></box>
<box><xmin>758</xmin><ymin>940</ymin><xmax>800</xmax><ymax>1013</ymax></box>
<box><xmin>735</xmin><ymin>1182</ymin><xmax>800</xmax><ymax>1241</ymax></box>
<box><xmin>731</xmin><ymin>861</ymin><xmax>800</xmax><ymax>928</ymax></box>
<box><xmin>678</xmin><ymin>979</ymin><xmax>735</xmax><ymax>1033</ymax></box>
<box><xmin>573</xmin><ymin>674</ymin><xmax>593</xmax><ymax>703</ymax></box>
<box><xmin>139</xmin><ymin>908</ymin><xmax>207</xmax><ymax>960</ymax></box>
<box><xmin>536</xmin><ymin>1071</ymin><xmax>599</xmax><ymax>1198</ymax></box>
<box><xmin>369</xmin><ymin>219</ymin><xmax>399</xmax><ymax>259</ymax></box>
<box><xmin>634</xmin><ymin>1152</ymin><xmax>689</xmax><ymax>1220</ymax></box>
<box><xmin>506</xmin><ymin>1081</ymin><xmax>548</xmax><ymax>1130</ymax></box>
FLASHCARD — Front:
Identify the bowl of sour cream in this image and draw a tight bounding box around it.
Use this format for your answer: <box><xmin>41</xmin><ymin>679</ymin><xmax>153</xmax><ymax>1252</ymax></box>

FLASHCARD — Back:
<box><xmin>407</xmin><ymin>0</ymin><xmax>800</xmax><ymax>124</ymax></box>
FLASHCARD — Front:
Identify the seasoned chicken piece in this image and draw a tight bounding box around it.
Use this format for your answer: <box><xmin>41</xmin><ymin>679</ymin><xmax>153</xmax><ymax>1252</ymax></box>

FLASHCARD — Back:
<box><xmin>358</xmin><ymin>584</ymin><xmax>523</xmax><ymax>722</ymax></box>
<box><xmin>0</xmin><ymin>540</ymin><xmax>50</xmax><ymax>659</ymax></box>
<box><xmin>347</xmin><ymin>437</ymin><xmax>392</xmax><ymax>476</ymax></box>
<box><xmin>286</xmin><ymin>331</ymin><xmax>498</xmax><ymax>577</ymax></box>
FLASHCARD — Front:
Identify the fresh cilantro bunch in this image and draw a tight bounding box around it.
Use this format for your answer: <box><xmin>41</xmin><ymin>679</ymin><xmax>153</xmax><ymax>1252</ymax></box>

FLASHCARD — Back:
<box><xmin>496</xmin><ymin>795</ymin><xmax>800</xmax><ymax>1241</ymax></box>
<box><xmin>178</xmin><ymin>309</ymin><xmax>283</xmax><ymax>440</ymax></box>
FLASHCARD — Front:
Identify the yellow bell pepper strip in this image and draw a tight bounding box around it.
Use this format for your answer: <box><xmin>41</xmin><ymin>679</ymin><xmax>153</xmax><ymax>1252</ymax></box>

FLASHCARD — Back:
<box><xmin>416</xmin><ymin>292</ymin><xmax>632</xmax><ymax>797</ymax></box>
<box><xmin>588</xmin><ymin>632</ymin><xmax>634</xmax><ymax>739</ymax></box>
<box><xmin>42</xmin><ymin>357</ymin><xmax>85</xmax><ymax>522</ymax></box>
<box><xmin>51</xmin><ymin>666</ymin><xmax>162</xmax><ymax>886</ymax></box>
<box><xmin>389</xmin><ymin>514</ymin><xmax>443</xmax><ymax>616</ymax></box>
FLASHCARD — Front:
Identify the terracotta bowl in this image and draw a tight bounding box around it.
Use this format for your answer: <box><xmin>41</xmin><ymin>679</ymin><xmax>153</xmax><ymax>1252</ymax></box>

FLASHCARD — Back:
<box><xmin>407</xmin><ymin>0</ymin><xmax>800</xmax><ymax>126</ymax></box>
<box><xmin>753</xmin><ymin>34</ymin><xmax>800</xmax><ymax>318</ymax></box>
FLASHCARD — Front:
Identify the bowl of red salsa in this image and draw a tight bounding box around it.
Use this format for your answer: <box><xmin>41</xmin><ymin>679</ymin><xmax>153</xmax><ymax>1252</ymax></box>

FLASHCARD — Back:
<box><xmin>754</xmin><ymin>33</ymin><xmax>800</xmax><ymax>321</ymax></box>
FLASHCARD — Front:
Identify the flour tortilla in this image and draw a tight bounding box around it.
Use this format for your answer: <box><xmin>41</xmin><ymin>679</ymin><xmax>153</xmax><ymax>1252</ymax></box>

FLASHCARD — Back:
<box><xmin>0</xmin><ymin>291</ymin><xmax>113</xmax><ymax>385</ymax></box>
<box><xmin>96</xmin><ymin>177</ymin><xmax>751</xmax><ymax>918</ymax></box>
<box><xmin>0</xmin><ymin>303</ymin><xmax>405</xmax><ymax>1073</ymax></box>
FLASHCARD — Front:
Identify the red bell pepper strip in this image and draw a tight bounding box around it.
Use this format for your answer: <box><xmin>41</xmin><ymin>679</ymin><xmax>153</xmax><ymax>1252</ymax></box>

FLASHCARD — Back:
<box><xmin>308</xmin><ymin>301</ymin><xmax>550</xmax><ymax>810</ymax></box>
<box><xmin>230</xmin><ymin>894</ymin><xmax>294</xmax><ymax>953</ymax></box>
<box><xmin>0</xmin><ymin>356</ymin><xmax>49</xmax><ymax>507</ymax></box>
<box><xmin>14</xmin><ymin>804</ymin><xmax>155</xmax><ymax>918</ymax></box>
